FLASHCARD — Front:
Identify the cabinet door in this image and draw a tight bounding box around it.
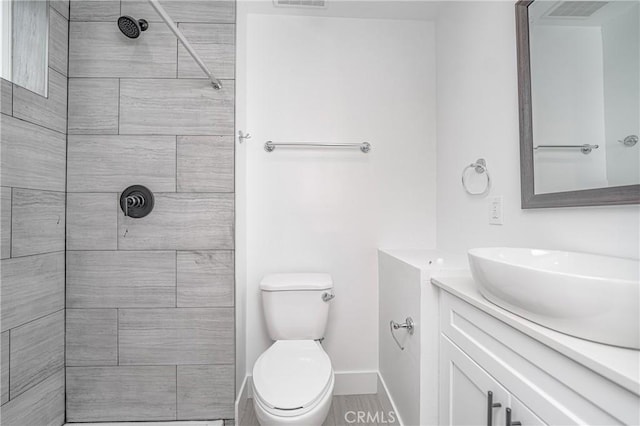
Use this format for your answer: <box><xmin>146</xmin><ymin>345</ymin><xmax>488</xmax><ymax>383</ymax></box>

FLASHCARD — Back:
<box><xmin>440</xmin><ymin>292</ymin><xmax>629</xmax><ymax>426</ymax></box>
<box><xmin>440</xmin><ymin>336</ymin><xmax>510</xmax><ymax>426</ymax></box>
<box><xmin>507</xmin><ymin>396</ymin><xmax>547</xmax><ymax>426</ymax></box>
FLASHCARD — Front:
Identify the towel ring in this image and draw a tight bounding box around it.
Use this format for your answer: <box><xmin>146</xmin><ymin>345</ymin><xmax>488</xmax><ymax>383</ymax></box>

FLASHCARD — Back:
<box><xmin>462</xmin><ymin>158</ymin><xmax>491</xmax><ymax>196</ymax></box>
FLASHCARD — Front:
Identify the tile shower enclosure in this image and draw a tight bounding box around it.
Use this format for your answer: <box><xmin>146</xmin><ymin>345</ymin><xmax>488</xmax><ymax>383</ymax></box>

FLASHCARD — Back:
<box><xmin>1</xmin><ymin>1</ymin><xmax>69</xmax><ymax>424</ymax></box>
<box><xmin>2</xmin><ymin>0</ymin><xmax>236</xmax><ymax>424</ymax></box>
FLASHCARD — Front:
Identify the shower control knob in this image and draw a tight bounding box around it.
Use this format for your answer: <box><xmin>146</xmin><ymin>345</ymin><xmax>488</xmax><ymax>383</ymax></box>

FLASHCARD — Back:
<box><xmin>120</xmin><ymin>185</ymin><xmax>154</xmax><ymax>218</ymax></box>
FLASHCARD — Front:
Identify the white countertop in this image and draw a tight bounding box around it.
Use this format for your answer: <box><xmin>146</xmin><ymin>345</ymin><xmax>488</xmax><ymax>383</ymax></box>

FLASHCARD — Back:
<box><xmin>431</xmin><ymin>275</ymin><xmax>640</xmax><ymax>396</ymax></box>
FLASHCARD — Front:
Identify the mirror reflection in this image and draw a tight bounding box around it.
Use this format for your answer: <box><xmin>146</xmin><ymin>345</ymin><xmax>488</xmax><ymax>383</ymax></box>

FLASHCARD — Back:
<box><xmin>0</xmin><ymin>0</ymin><xmax>49</xmax><ymax>96</ymax></box>
<box><xmin>529</xmin><ymin>0</ymin><xmax>639</xmax><ymax>194</ymax></box>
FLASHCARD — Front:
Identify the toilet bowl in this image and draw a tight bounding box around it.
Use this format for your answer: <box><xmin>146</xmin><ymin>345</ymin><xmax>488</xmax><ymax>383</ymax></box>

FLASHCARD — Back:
<box><xmin>252</xmin><ymin>273</ymin><xmax>335</xmax><ymax>426</ymax></box>
<box><xmin>252</xmin><ymin>340</ymin><xmax>334</xmax><ymax>426</ymax></box>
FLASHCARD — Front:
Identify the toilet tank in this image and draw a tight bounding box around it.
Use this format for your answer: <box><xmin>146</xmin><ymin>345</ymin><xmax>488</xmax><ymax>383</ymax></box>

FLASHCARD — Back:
<box><xmin>260</xmin><ymin>273</ymin><xmax>333</xmax><ymax>340</ymax></box>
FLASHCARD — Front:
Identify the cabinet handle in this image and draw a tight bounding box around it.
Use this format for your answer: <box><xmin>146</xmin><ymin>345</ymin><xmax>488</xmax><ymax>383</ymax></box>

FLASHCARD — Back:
<box><xmin>506</xmin><ymin>408</ymin><xmax>522</xmax><ymax>426</ymax></box>
<box><xmin>487</xmin><ymin>391</ymin><xmax>502</xmax><ymax>426</ymax></box>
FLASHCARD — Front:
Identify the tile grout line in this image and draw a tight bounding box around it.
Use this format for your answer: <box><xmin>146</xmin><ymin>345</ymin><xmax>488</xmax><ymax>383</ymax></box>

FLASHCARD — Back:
<box><xmin>7</xmin><ymin>328</ymin><xmax>10</xmax><ymax>402</ymax></box>
<box><xmin>175</xmin><ymin>364</ymin><xmax>178</xmax><ymax>420</ymax></box>
<box><xmin>2</xmin><ymin>185</ymin><xmax>64</xmax><ymax>194</ymax></box>
<box><xmin>1</xmin><ymin>248</ymin><xmax>65</xmax><ymax>261</ymax></box>
<box><xmin>64</xmin><ymin>4</ymin><xmax>70</xmax><ymax>414</ymax></box>
<box><xmin>176</xmin><ymin>29</ymin><xmax>179</xmax><ymax>79</ymax></box>
<box><xmin>102</xmin><ymin>20</ymin><xmax>122</xmax><ymax>391</ymax></box>
<box><xmin>3</xmin><ymin>308</ymin><xmax>65</xmax><ymax>341</ymax></box>
<box><xmin>2</xmin><ymin>186</ymin><xmax>65</xmax><ymax>194</ymax></box>
<box><xmin>12</xmin><ymin>67</ymin><xmax>68</xmax><ymax>135</ymax></box>
<box><xmin>116</xmin><ymin>308</ymin><xmax>119</xmax><ymax>366</ymax></box>
<box><xmin>67</xmin><ymin>132</ymin><xmax>235</xmax><ymax>137</ymax></box>
<box><xmin>69</xmin><ymin>20</ymin><xmax>235</xmax><ymax>24</ymax></box>
<box><xmin>175</xmin><ymin>250</ymin><xmax>178</xmax><ymax>308</ymax></box>
<box><xmin>116</xmin><ymin>191</ymin><xmax>120</xmax><ymax>251</ymax></box>
<box><xmin>9</xmin><ymin>187</ymin><xmax>13</xmax><ymax>258</ymax></box>
<box><xmin>65</xmin><ymin>307</ymin><xmax>234</xmax><ymax>311</ymax></box>
<box><xmin>117</xmin><ymin>78</ymin><xmax>121</xmax><ymax>136</ymax></box>
<box><xmin>175</xmin><ymin>135</ymin><xmax>178</xmax><ymax>192</ymax></box>
<box><xmin>8</xmin><ymin>365</ymin><xmax>65</xmax><ymax>404</ymax></box>
<box><xmin>63</xmin><ymin>77</ymin><xmax>236</xmax><ymax>81</ymax></box>
<box><xmin>67</xmin><ymin>362</ymin><xmax>234</xmax><ymax>367</ymax></box>
<box><xmin>3</xmin><ymin>111</ymin><xmax>67</xmax><ymax>137</ymax></box>
<box><xmin>3</xmin><ymin>308</ymin><xmax>67</xmax><ymax>390</ymax></box>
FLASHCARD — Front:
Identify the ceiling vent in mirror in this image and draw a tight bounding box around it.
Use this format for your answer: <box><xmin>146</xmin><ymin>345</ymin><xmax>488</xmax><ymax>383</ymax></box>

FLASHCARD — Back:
<box><xmin>546</xmin><ymin>1</ymin><xmax>608</xmax><ymax>17</ymax></box>
<box><xmin>273</xmin><ymin>0</ymin><xmax>326</xmax><ymax>8</ymax></box>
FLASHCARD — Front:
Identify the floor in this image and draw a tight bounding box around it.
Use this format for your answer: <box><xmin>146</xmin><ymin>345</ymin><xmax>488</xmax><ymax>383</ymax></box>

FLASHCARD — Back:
<box><xmin>64</xmin><ymin>422</ymin><xmax>224</xmax><ymax>426</ymax></box>
<box><xmin>239</xmin><ymin>394</ymin><xmax>398</xmax><ymax>426</ymax></box>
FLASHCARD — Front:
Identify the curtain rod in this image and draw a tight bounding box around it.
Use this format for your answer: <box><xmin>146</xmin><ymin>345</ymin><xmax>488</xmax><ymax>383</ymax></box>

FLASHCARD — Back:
<box><xmin>147</xmin><ymin>0</ymin><xmax>223</xmax><ymax>90</ymax></box>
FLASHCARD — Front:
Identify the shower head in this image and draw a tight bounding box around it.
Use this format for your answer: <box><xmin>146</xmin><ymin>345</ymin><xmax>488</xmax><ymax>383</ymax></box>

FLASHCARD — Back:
<box><xmin>117</xmin><ymin>16</ymin><xmax>149</xmax><ymax>39</ymax></box>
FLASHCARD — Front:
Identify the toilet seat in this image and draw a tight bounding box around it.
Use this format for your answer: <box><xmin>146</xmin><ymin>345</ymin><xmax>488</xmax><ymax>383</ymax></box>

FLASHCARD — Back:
<box><xmin>253</xmin><ymin>340</ymin><xmax>333</xmax><ymax>417</ymax></box>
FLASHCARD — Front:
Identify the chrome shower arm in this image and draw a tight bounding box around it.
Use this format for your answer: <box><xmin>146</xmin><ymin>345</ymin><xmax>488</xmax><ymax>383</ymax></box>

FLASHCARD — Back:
<box><xmin>147</xmin><ymin>0</ymin><xmax>222</xmax><ymax>90</ymax></box>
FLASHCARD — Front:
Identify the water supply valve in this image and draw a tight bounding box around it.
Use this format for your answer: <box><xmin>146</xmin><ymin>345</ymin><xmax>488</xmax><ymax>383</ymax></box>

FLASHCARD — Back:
<box><xmin>120</xmin><ymin>185</ymin><xmax>154</xmax><ymax>218</ymax></box>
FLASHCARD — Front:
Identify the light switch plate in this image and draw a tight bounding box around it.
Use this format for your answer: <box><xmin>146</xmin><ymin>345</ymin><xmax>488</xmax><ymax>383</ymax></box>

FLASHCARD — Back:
<box><xmin>489</xmin><ymin>196</ymin><xmax>503</xmax><ymax>225</ymax></box>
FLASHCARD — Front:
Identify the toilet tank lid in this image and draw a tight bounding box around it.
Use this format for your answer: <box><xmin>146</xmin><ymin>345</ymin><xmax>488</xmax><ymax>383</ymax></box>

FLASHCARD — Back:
<box><xmin>260</xmin><ymin>273</ymin><xmax>333</xmax><ymax>291</ymax></box>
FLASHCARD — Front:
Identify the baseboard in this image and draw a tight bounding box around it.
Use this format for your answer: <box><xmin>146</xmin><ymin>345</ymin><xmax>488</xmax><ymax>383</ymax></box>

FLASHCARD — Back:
<box><xmin>235</xmin><ymin>375</ymin><xmax>250</xmax><ymax>423</ymax></box>
<box><xmin>333</xmin><ymin>370</ymin><xmax>378</xmax><ymax>395</ymax></box>
<box><xmin>377</xmin><ymin>373</ymin><xmax>404</xmax><ymax>426</ymax></box>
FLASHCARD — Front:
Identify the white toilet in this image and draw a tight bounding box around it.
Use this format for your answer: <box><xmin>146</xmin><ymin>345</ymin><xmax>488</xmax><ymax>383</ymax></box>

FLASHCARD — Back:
<box><xmin>252</xmin><ymin>273</ymin><xmax>335</xmax><ymax>426</ymax></box>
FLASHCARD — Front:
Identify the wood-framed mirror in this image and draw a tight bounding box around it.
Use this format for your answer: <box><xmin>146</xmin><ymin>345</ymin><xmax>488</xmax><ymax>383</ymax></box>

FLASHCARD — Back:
<box><xmin>516</xmin><ymin>0</ymin><xmax>640</xmax><ymax>208</ymax></box>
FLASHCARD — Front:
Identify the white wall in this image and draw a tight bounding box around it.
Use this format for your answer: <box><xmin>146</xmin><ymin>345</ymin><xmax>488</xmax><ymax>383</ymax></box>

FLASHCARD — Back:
<box><xmin>235</xmin><ymin>1</ymin><xmax>249</xmax><ymax>401</ymax></box>
<box><xmin>530</xmin><ymin>25</ymin><xmax>608</xmax><ymax>194</ymax></box>
<box><xmin>240</xmin><ymin>14</ymin><xmax>436</xmax><ymax>381</ymax></box>
<box><xmin>378</xmin><ymin>249</ymin><xmax>469</xmax><ymax>426</ymax></box>
<box><xmin>602</xmin><ymin>2</ymin><xmax>640</xmax><ymax>186</ymax></box>
<box><xmin>436</xmin><ymin>1</ymin><xmax>640</xmax><ymax>260</ymax></box>
<box><xmin>378</xmin><ymin>252</ymin><xmax>423</xmax><ymax>426</ymax></box>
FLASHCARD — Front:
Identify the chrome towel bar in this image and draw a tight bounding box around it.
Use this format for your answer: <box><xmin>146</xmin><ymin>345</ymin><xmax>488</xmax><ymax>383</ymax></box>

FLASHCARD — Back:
<box><xmin>264</xmin><ymin>141</ymin><xmax>371</xmax><ymax>153</ymax></box>
<box><xmin>534</xmin><ymin>144</ymin><xmax>599</xmax><ymax>155</ymax></box>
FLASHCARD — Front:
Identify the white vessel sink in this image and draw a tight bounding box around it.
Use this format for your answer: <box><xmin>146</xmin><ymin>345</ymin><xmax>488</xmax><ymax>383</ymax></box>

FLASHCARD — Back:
<box><xmin>468</xmin><ymin>247</ymin><xmax>640</xmax><ymax>349</ymax></box>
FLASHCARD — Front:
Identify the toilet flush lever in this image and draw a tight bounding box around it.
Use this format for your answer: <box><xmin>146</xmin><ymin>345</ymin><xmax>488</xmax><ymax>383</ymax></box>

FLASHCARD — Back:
<box><xmin>322</xmin><ymin>292</ymin><xmax>335</xmax><ymax>302</ymax></box>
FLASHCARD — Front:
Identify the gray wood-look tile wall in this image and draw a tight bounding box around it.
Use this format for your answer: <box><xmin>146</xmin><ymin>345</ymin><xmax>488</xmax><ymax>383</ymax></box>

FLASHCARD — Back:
<box><xmin>9</xmin><ymin>311</ymin><xmax>65</xmax><ymax>398</ymax></box>
<box><xmin>66</xmin><ymin>309</ymin><xmax>118</xmax><ymax>366</ymax></box>
<box><xmin>67</xmin><ymin>135</ymin><xmax>177</xmax><ymax>192</ymax></box>
<box><xmin>0</xmin><ymin>369</ymin><xmax>65</xmax><ymax>426</ymax></box>
<box><xmin>68</xmin><ymin>78</ymin><xmax>119</xmax><ymax>134</ymax></box>
<box><xmin>66</xmin><ymin>366</ymin><xmax>177</xmax><ymax>422</ymax></box>
<box><xmin>66</xmin><ymin>250</ymin><xmax>177</xmax><ymax>308</ymax></box>
<box><xmin>65</xmin><ymin>0</ymin><xmax>236</xmax><ymax>422</ymax></box>
<box><xmin>121</xmin><ymin>1</ymin><xmax>235</xmax><ymax>24</ymax></box>
<box><xmin>0</xmin><ymin>3</ymin><xmax>68</xmax><ymax>425</ymax></box>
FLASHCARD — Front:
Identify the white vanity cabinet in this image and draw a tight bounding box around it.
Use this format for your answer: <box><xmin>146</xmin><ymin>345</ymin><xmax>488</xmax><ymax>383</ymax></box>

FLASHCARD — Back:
<box><xmin>440</xmin><ymin>336</ymin><xmax>511</xmax><ymax>426</ymax></box>
<box><xmin>437</xmin><ymin>284</ymin><xmax>640</xmax><ymax>426</ymax></box>
<box><xmin>508</xmin><ymin>396</ymin><xmax>545</xmax><ymax>426</ymax></box>
<box><xmin>441</xmin><ymin>336</ymin><xmax>546</xmax><ymax>426</ymax></box>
